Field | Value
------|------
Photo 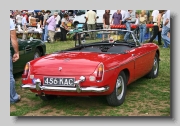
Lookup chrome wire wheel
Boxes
[106,71,127,106]
[34,52,40,59]
[146,53,159,78]
[153,56,158,75]
[34,49,41,59]
[116,76,124,100]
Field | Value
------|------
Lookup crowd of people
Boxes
[10,10,72,43]
[85,10,170,48]
[148,10,170,48]
[10,10,170,47]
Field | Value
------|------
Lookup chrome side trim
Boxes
[104,49,157,72]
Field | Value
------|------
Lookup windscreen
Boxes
[74,30,136,45]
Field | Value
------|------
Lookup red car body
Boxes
[21,29,160,106]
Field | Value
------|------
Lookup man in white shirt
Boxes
[121,10,126,23]
[85,10,97,39]
[161,10,170,48]
[134,12,139,38]
[152,10,159,23]
[16,11,23,26]
[22,16,27,40]
[148,10,162,45]
[123,10,133,41]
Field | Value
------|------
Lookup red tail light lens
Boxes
[22,63,30,79]
[96,63,104,82]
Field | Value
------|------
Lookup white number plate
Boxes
[43,77,75,87]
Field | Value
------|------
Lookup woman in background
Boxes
[139,10,147,43]
[60,14,70,41]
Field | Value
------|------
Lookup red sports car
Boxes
[21,29,160,106]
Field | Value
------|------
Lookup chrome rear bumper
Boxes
[21,84,109,93]
[21,76,109,93]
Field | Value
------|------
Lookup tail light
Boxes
[96,63,104,82]
[22,63,30,79]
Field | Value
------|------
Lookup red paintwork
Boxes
[111,24,154,29]
[22,43,159,96]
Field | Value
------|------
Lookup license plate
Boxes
[43,77,75,86]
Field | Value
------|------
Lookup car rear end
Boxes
[21,53,117,96]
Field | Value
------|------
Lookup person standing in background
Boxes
[148,10,162,45]
[40,10,45,41]
[22,15,27,40]
[42,10,51,42]
[10,18,21,104]
[85,10,97,39]
[46,12,58,43]
[139,10,147,43]
[55,14,61,28]
[28,13,34,24]
[111,10,122,25]
[102,10,110,40]
[16,11,23,26]
[60,13,70,41]
[123,10,133,41]
[134,12,140,38]
[161,10,170,48]
[35,11,44,27]
[59,10,66,21]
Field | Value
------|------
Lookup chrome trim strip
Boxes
[104,49,157,72]
[104,59,134,72]
[21,84,109,93]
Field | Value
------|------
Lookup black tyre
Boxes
[34,48,41,59]
[146,53,159,78]
[39,94,57,101]
[106,71,127,106]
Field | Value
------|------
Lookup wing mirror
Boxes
[96,16,99,19]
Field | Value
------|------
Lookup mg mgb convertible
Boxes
[21,29,160,106]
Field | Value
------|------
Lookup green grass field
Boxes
[10,40,170,116]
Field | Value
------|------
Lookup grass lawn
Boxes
[10,40,170,116]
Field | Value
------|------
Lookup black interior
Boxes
[106,46,131,53]
[63,30,137,54]
[67,44,133,54]
[80,47,102,52]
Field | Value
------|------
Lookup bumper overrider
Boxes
[21,76,109,93]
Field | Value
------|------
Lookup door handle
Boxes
[25,45,32,52]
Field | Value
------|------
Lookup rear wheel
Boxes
[39,94,57,101]
[106,71,127,106]
[146,53,159,78]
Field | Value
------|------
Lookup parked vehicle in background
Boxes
[11,38,46,74]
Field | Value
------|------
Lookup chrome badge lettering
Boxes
[59,67,62,71]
